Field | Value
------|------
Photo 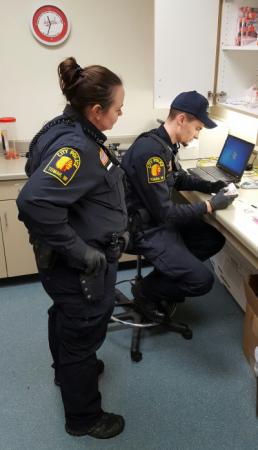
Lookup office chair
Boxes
[109,255,193,362]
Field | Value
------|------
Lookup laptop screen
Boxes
[217,135,254,177]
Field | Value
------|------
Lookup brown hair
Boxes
[168,108,197,122]
[58,57,122,113]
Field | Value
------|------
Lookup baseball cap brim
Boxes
[199,114,217,129]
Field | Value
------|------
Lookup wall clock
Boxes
[31,4,71,46]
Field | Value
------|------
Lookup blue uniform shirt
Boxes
[17,105,127,266]
[121,125,211,226]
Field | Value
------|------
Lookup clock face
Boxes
[31,4,71,46]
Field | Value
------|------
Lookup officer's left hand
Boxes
[208,180,228,194]
[83,244,107,276]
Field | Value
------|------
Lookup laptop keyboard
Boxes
[188,167,213,181]
[188,167,235,182]
[205,167,235,181]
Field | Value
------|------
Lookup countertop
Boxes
[0,157,27,181]
[180,159,258,265]
[0,141,133,181]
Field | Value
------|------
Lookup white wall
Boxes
[0,0,166,140]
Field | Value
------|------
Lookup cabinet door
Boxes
[154,0,220,107]
[0,200,37,277]
[0,217,7,278]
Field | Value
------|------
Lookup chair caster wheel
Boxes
[131,351,142,362]
[183,329,193,340]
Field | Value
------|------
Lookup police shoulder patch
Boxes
[146,156,165,183]
[43,147,81,186]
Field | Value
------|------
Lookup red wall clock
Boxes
[31,4,71,46]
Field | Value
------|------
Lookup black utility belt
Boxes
[128,210,155,233]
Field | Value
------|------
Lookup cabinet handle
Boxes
[4,212,8,230]
[215,91,227,99]
[207,90,214,99]
[207,91,227,101]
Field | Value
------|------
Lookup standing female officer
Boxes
[17,57,127,439]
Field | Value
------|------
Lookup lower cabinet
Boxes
[0,181,37,278]
[0,217,7,277]
[0,179,136,278]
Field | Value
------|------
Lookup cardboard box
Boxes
[243,275,258,369]
[210,241,255,311]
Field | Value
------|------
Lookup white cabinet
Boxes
[155,0,258,120]
[154,0,220,107]
[217,0,258,116]
[0,180,37,278]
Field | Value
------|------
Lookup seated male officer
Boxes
[121,91,236,322]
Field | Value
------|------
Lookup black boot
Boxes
[159,300,177,322]
[54,359,105,387]
[131,281,165,323]
[65,412,125,439]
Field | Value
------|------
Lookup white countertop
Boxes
[0,157,27,180]
[180,160,258,263]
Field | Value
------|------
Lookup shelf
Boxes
[222,45,258,51]
[217,102,258,118]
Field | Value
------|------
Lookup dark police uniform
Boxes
[17,105,127,431]
[121,124,225,303]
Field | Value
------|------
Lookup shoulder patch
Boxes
[146,156,165,183]
[43,147,80,186]
[99,147,113,171]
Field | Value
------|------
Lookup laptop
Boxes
[188,134,254,183]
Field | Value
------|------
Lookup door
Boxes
[0,216,7,278]
[0,200,37,277]
[154,0,220,108]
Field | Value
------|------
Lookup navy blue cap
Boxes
[170,91,217,129]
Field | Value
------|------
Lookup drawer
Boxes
[0,180,26,200]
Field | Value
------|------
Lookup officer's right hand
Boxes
[208,189,237,212]
[83,244,107,276]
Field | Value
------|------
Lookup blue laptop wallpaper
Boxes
[218,135,254,176]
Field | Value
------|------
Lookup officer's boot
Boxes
[132,280,165,323]
[159,300,177,322]
[65,412,125,438]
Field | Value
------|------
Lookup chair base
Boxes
[109,288,193,362]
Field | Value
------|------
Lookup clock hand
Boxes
[47,15,52,35]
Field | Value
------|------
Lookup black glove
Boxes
[207,180,228,194]
[209,190,237,211]
[83,244,106,275]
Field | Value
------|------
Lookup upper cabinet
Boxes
[155,0,258,119]
[154,0,220,108]
[217,0,258,117]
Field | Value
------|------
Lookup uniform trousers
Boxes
[39,260,117,430]
[133,219,225,303]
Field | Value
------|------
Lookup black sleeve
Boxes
[133,151,208,225]
[173,170,214,193]
[17,144,97,265]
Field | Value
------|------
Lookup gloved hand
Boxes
[209,189,237,211]
[209,180,228,193]
[83,244,106,275]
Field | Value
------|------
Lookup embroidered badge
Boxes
[146,156,165,183]
[43,147,80,186]
[99,148,113,171]
[99,148,109,166]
